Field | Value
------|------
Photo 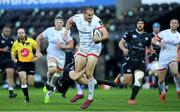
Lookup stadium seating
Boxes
[0,3,179,38]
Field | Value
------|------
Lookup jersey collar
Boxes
[18,37,27,43]
[135,28,144,34]
[1,33,8,40]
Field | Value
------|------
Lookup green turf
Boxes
[0,85,180,111]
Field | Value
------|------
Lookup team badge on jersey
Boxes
[21,48,29,57]
[145,37,149,40]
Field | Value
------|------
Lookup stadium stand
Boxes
[0,3,179,38]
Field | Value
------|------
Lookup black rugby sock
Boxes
[9,90,13,95]
[22,87,29,99]
[130,86,140,100]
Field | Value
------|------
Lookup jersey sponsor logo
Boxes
[1,40,5,44]
[21,48,29,57]
[145,37,148,40]
[79,30,91,34]
[123,35,127,38]
[132,35,137,38]
[29,70,35,74]
[165,40,178,46]
[127,69,131,73]
[138,42,143,46]
[78,21,82,25]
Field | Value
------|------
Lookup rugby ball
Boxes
[93,29,102,38]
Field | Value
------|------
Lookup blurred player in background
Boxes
[64,6,109,109]
[11,28,37,103]
[152,18,180,102]
[36,16,74,103]
[143,22,161,89]
[114,18,151,105]
[0,25,17,98]
[178,45,180,98]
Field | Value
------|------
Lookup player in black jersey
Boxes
[114,18,151,105]
[45,60,116,98]
[0,25,17,98]
[144,22,161,89]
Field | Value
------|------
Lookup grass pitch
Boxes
[0,85,180,111]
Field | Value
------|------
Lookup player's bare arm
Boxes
[152,35,165,48]
[69,68,86,81]
[56,40,74,50]
[64,17,73,37]
[11,52,17,63]
[99,27,109,41]
[0,47,9,52]
[35,34,44,59]
[119,38,129,55]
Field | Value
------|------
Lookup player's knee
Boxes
[157,75,165,83]
[170,69,178,77]
[48,67,57,75]
[28,81,34,86]
[134,71,144,87]
[28,78,34,86]
[123,75,132,85]
[172,72,179,78]
[85,69,93,79]
[169,61,177,67]
[77,78,88,85]
[48,62,57,74]
[20,78,27,85]
[6,73,13,79]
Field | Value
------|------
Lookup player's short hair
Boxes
[3,24,11,29]
[170,17,179,23]
[83,6,94,13]
[17,27,26,33]
[54,16,63,21]
[17,27,25,31]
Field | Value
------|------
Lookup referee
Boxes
[11,28,37,103]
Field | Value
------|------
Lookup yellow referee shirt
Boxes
[11,37,36,62]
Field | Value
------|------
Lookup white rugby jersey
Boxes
[158,29,180,61]
[42,27,72,58]
[71,14,104,52]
